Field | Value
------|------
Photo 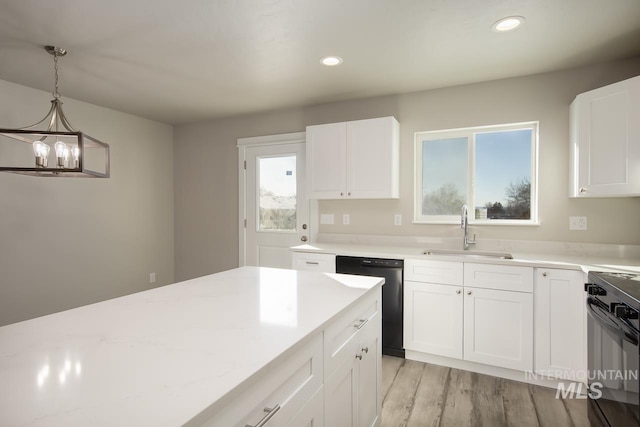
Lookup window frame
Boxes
[413,121,539,225]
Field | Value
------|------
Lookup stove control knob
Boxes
[613,303,639,320]
[586,285,607,296]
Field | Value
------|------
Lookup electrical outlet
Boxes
[394,214,402,226]
[149,272,156,283]
[320,214,335,225]
[343,214,350,225]
[569,216,587,231]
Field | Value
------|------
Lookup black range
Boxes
[586,271,640,427]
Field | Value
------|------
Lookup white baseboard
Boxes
[405,350,587,390]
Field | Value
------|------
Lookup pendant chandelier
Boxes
[0,46,110,178]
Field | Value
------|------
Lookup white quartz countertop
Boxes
[291,243,640,274]
[0,267,383,427]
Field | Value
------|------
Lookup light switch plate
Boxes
[149,272,156,283]
[320,214,335,225]
[394,214,402,226]
[569,216,587,230]
[343,214,350,225]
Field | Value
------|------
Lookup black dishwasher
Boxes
[336,256,404,358]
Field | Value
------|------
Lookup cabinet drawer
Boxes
[404,259,463,285]
[291,252,336,273]
[324,291,379,376]
[285,385,324,427]
[201,333,323,427]
[464,263,533,292]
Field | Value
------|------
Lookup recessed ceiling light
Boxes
[492,16,525,32]
[321,56,343,66]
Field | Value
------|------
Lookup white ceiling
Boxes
[0,0,639,125]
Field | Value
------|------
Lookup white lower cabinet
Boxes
[356,322,381,427]
[325,296,381,427]
[404,281,463,359]
[205,287,381,427]
[534,268,587,380]
[285,386,324,427]
[463,286,533,371]
[404,259,534,372]
[291,251,336,273]
[203,333,323,427]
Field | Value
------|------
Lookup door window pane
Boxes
[258,156,296,231]
[474,129,532,220]
[421,137,468,215]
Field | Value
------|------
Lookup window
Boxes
[258,155,297,231]
[414,122,538,224]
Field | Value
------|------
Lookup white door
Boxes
[244,142,308,268]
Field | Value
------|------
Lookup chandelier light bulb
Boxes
[33,141,50,168]
[55,141,69,168]
[71,146,80,168]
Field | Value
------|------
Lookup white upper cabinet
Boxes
[306,121,348,199]
[306,116,400,199]
[570,75,640,197]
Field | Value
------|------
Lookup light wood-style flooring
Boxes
[381,356,601,427]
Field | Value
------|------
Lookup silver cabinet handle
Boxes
[456,289,461,294]
[467,290,472,295]
[355,353,363,360]
[245,405,281,427]
[305,261,319,265]
[362,346,369,354]
[348,192,351,196]
[542,272,548,277]
[300,236,308,242]
[340,192,344,196]
[354,318,369,330]
[579,188,586,194]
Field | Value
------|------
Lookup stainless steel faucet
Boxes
[461,205,476,250]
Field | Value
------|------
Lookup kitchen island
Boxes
[0,266,383,427]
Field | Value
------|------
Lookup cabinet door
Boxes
[325,353,357,427]
[463,287,533,371]
[570,75,640,197]
[534,269,587,380]
[346,117,399,199]
[404,280,463,359]
[357,318,381,427]
[306,122,347,199]
[325,310,381,427]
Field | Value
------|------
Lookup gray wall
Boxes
[174,57,640,282]
[0,80,174,326]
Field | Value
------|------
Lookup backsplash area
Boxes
[316,233,640,260]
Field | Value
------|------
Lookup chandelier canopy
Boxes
[0,45,110,178]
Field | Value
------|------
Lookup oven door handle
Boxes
[587,297,639,346]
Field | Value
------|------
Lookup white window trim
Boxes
[413,122,539,225]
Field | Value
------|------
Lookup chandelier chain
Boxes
[53,52,60,99]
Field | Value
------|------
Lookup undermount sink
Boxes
[421,249,514,260]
